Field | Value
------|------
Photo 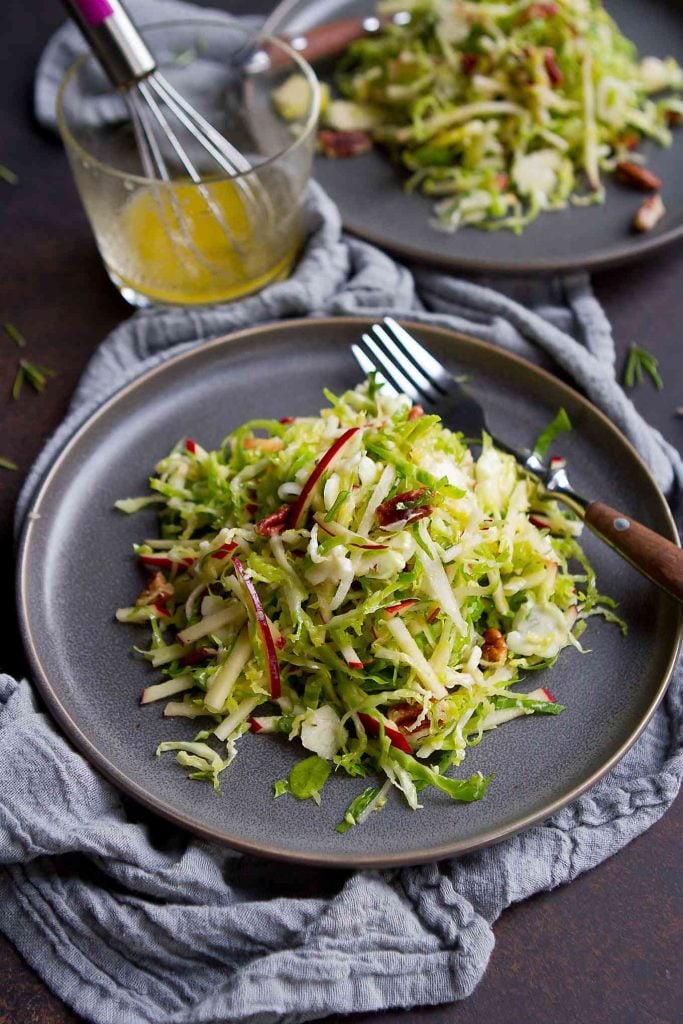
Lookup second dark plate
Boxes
[265,0,683,274]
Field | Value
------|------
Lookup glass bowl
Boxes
[57,19,320,307]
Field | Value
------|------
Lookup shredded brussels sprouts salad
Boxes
[323,0,683,232]
[116,378,622,832]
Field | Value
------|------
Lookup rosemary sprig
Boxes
[0,456,18,471]
[623,344,663,391]
[3,322,26,348]
[0,164,18,185]
[12,359,56,400]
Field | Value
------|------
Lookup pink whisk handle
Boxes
[69,0,114,27]
[61,0,156,88]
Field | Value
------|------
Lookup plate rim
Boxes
[17,316,682,868]
[263,0,683,275]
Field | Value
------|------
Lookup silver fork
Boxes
[353,317,683,604]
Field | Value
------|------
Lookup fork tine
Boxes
[351,344,399,397]
[383,317,452,392]
[360,333,423,403]
[370,324,441,401]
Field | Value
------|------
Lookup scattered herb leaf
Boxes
[0,456,18,471]
[623,344,663,391]
[0,164,18,185]
[11,366,23,400]
[3,322,26,348]
[11,359,56,400]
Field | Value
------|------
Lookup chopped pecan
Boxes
[618,130,641,151]
[376,487,433,528]
[666,109,683,127]
[615,161,662,192]
[481,627,507,664]
[317,129,373,159]
[135,571,174,608]
[255,504,291,536]
[180,647,218,667]
[243,436,284,452]
[633,194,666,233]
[461,52,479,75]
[388,702,422,731]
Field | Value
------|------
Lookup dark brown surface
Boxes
[0,1,681,1023]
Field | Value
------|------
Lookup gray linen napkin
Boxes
[1,4,681,1024]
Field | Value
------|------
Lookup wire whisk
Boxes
[63,0,271,261]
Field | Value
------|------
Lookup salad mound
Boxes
[116,379,618,831]
[325,0,683,232]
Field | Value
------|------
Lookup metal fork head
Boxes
[352,317,488,440]
[352,319,588,512]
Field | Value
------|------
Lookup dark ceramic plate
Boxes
[18,319,680,867]
[265,0,683,274]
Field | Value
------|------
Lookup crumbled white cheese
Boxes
[300,705,347,760]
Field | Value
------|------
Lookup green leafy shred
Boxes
[0,456,18,471]
[115,495,166,514]
[533,408,572,460]
[492,695,565,715]
[287,756,332,805]
[337,786,382,833]
[155,740,227,791]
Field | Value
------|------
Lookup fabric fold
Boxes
[2,2,680,1022]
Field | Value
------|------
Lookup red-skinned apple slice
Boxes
[383,599,419,618]
[233,557,281,698]
[357,711,413,754]
[288,427,360,529]
[211,542,237,560]
[529,513,552,531]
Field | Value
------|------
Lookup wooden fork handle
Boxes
[278,16,389,65]
[585,501,683,603]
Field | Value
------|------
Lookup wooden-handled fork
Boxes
[353,318,683,604]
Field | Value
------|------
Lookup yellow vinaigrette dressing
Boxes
[110,179,299,305]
